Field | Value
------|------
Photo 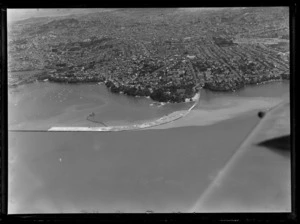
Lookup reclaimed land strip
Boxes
[48,92,200,132]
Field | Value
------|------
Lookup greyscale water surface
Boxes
[8,82,194,130]
[8,81,290,213]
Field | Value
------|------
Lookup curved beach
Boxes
[48,92,201,132]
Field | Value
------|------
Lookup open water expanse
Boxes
[8,80,290,213]
[8,82,195,130]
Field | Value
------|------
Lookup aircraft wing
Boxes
[191,98,291,212]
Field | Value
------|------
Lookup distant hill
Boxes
[7,8,117,23]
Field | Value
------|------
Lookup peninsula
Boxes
[8,8,289,103]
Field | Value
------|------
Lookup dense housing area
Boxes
[8,7,290,102]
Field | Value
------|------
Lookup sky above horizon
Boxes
[6,7,240,23]
[7,8,116,23]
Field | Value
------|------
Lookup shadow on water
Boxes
[257,135,290,158]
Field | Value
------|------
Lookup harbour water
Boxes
[8,80,290,213]
[8,82,194,130]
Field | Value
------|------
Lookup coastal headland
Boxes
[8,8,289,103]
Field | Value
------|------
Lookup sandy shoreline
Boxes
[48,92,201,132]
[12,90,282,132]
[48,92,285,132]
[9,93,285,133]
[147,96,285,130]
